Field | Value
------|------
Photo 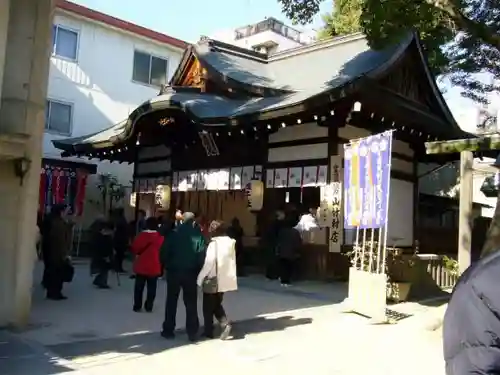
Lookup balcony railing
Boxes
[234,18,304,44]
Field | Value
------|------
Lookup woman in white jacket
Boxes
[197,220,238,340]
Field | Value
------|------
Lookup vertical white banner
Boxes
[229,167,243,190]
[329,155,343,253]
[266,169,275,188]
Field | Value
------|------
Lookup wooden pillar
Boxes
[132,147,140,233]
[458,151,473,274]
[412,152,419,250]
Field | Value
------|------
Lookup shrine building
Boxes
[53,32,469,279]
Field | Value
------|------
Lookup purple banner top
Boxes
[343,131,393,229]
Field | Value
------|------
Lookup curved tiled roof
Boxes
[53,32,467,155]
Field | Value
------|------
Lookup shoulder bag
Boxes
[62,258,75,283]
[202,241,218,294]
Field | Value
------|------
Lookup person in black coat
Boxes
[262,210,285,280]
[443,250,500,374]
[111,208,129,273]
[227,217,245,276]
[275,217,302,286]
[90,220,114,289]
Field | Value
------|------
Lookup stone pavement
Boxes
[0,330,72,375]
[3,260,446,375]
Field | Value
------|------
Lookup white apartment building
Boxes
[210,17,315,54]
[43,1,186,220]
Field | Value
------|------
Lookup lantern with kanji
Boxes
[245,180,264,211]
[155,185,171,210]
[129,192,137,207]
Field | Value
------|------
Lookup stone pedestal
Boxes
[342,267,387,323]
[0,0,54,327]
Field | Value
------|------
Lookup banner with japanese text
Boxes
[329,155,343,253]
[343,131,392,229]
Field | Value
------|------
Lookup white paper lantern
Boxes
[129,192,137,208]
[245,180,264,211]
[155,185,171,210]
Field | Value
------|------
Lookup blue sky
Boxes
[73,0,330,43]
[73,0,478,128]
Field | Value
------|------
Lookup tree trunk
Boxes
[481,191,500,257]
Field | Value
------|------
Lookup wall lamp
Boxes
[13,156,32,186]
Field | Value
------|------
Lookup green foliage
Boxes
[95,173,126,214]
[277,0,500,103]
[442,256,459,276]
[317,0,362,40]
[278,0,323,25]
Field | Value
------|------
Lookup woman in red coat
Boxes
[130,217,164,312]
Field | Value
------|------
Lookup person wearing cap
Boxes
[160,211,206,342]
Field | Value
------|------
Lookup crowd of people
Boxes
[37,204,306,341]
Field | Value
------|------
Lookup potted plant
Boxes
[385,248,416,303]
[442,256,459,277]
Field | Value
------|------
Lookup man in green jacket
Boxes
[161,212,206,342]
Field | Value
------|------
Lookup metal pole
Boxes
[381,131,394,275]
[458,151,473,274]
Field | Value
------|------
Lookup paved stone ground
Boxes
[3,260,446,375]
[0,331,72,375]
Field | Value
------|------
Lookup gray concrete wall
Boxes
[0,0,55,327]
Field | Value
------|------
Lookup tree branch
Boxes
[427,0,500,50]
[425,136,500,154]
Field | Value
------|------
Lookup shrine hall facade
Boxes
[53,32,469,279]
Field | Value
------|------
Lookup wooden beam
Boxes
[425,135,500,154]
[458,151,473,274]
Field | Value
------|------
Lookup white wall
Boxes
[211,29,304,53]
[43,11,183,222]
[266,123,415,247]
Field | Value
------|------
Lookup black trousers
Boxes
[134,275,158,311]
[279,258,294,284]
[162,271,199,336]
[42,266,49,288]
[45,264,64,297]
[202,292,228,336]
[114,246,127,271]
[266,256,279,280]
[236,251,246,276]
[93,269,109,287]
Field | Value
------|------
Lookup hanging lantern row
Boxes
[176,100,441,143]
[86,145,130,160]
[85,100,441,160]
[346,101,441,143]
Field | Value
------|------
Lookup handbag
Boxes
[62,259,75,283]
[202,241,218,294]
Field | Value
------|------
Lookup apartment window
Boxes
[45,100,73,136]
[52,25,79,61]
[132,51,168,86]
